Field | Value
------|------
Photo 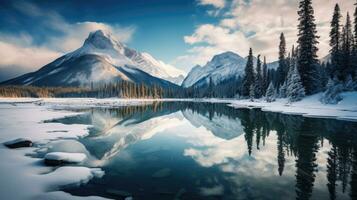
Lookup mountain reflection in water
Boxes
[48,102,357,200]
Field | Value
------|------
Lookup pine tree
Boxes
[297,0,321,95]
[208,77,214,98]
[279,81,287,98]
[287,65,305,102]
[329,4,342,78]
[266,82,276,102]
[277,33,287,87]
[341,12,354,81]
[354,1,357,80]
[242,48,255,97]
[322,76,343,104]
[255,55,263,98]
[262,56,268,94]
[249,84,255,102]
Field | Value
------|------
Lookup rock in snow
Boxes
[44,152,87,166]
[4,138,33,149]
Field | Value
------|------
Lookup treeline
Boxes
[183,76,243,98]
[0,81,184,98]
[239,0,357,103]
[0,86,91,98]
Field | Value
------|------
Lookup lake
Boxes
[46,102,357,200]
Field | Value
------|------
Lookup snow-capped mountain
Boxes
[320,54,331,64]
[182,109,244,140]
[1,30,185,87]
[182,51,278,88]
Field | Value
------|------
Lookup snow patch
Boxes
[45,152,87,163]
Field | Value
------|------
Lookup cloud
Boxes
[0,40,61,69]
[0,2,136,81]
[173,24,249,68]
[47,22,136,53]
[176,0,355,69]
[198,0,226,9]
[198,0,226,16]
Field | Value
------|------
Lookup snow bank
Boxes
[46,140,89,154]
[45,152,87,164]
[0,103,110,200]
[44,167,104,187]
[36,191,109,200]
[229,92,357,121]
[0,97,155,108]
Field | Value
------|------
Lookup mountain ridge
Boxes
[182,51,278,88]
[1,30,184,87]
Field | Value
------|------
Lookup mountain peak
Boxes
[211,51,243,63]
[84,29,123,50]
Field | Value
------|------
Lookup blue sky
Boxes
[0,0,354,81]
[0,0,217,62]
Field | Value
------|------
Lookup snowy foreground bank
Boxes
[0,102,126,200]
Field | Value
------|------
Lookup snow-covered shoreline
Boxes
[1,92,356,121]
[0,103,110,200]
[227,92,357,121]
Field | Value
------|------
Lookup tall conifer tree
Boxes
[329,4,342,78]
[242,48,255,97]
[296,0,320,94]
[262,56,268,94]
[277,33,287,87]
[255,55,263,98]
[341,12,354,80]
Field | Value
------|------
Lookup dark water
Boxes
[48,102,357,200]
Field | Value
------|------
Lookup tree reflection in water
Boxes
[50,102,357,200]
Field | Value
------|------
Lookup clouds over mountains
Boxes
[174,0,354,69]
[0,1,135,81]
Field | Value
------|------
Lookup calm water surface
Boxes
[47,102,357,200]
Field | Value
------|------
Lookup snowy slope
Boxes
[1,54,178,88]
[182,51,278,88]
[69,30,186,82]
[1,30,185,86]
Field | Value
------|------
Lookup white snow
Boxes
[43,166,104,187]
[46,140,90,155]
[1,93,356,121]
[47,67,63,75]
[36,191,109,200]
[45,152,87,163]
[228,92,357,121]
[182,52,246,88]
[6,97,155,108]
[0,102,111,200]
[68,30,185,83]
[182,51,279,88]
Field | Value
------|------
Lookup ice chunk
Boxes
[47,140,89,154]
[44,152,87,166]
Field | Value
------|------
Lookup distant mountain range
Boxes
[1,29,284,90]
[1,30,185,88]
[182,51,278,88]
